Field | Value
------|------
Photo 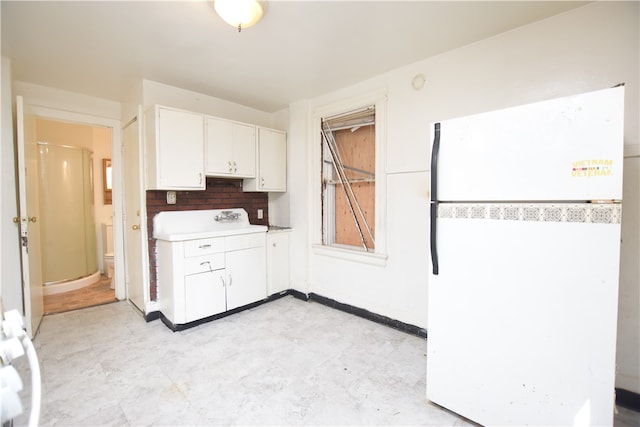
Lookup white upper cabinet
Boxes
[243,127,287,192]
[145,105,205,190]
[205,116,256,178]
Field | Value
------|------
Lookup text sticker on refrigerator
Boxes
[571,159,613,178]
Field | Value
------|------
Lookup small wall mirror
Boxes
[103,158,112,204]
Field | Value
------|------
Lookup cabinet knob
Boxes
[132,224,140,230]
[29,216,37,223]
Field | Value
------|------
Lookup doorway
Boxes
[16,99,125,337]
[32,118,116,314]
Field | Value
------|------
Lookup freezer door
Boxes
[426,210,621,426]
[432,86,624,202]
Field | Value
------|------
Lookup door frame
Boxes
[122,109,151,312]
[27,105,125,300]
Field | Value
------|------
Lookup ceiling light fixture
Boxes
[214,0,266,32]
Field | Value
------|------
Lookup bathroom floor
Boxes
[43,274,116,315]
[12,296,640,426]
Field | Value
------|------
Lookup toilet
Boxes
[102,223,115,289]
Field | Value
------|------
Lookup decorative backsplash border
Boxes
[437,203,621,224]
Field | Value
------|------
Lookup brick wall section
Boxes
[146,177,269,301]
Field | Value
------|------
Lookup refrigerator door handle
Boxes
[430,122,441,275]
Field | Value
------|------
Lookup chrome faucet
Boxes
[214,210,240,222]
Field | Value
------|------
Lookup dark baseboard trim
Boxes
[307,292,427,339]
[154,290,425,337]
[287,289,309,301]
[616,388,640,412]
[144,311,160,322]
[159,298,271,332]
[148,291,298,331]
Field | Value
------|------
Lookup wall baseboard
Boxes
[148,289,426,338]
[616,388,640,412]
[287,289,309,301]
[307,292,427,339]
[144,311,160,322]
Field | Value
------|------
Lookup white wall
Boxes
[14,82,121,121]
[288,1,639,392]
[90,126,113,273]
[619,154,640,393]
[92,126,113,229]
[0,56,23,314]
[141,80,276,128]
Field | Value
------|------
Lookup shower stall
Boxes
[38,143,99,295]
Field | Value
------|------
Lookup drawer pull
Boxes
[199,244,212,249]
[200,261,213,272]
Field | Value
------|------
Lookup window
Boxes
[321,106,376,251]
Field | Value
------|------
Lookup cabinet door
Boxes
[205,117,256,177]
[184,270,227,323]
[232,123,256,177]
[242,127,287,192]
[205,116,234,176]
[267,232,290,295]
[156,107,204,189]
[259,128,286,191]
[225,247,266,311]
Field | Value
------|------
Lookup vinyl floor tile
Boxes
[10,296,640,426]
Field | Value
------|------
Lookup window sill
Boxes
[312,244,388,267]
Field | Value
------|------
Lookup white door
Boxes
[16,96,44,338]
[123,114,145,311]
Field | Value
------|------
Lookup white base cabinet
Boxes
[157,232,267,328]
[267,230,291,295]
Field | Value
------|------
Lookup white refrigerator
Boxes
[426,86,625,426]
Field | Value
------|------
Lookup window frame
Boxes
[311,90,388,266]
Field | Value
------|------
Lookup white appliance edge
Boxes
[426,86,625,426]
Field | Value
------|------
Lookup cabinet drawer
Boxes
[184,238,224,257]
[225,233,265,251]
[184,253,225,275]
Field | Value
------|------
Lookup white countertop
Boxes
[153,208,268,242]
[155,225,268,242]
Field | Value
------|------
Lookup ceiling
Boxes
[2,1,588,113]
